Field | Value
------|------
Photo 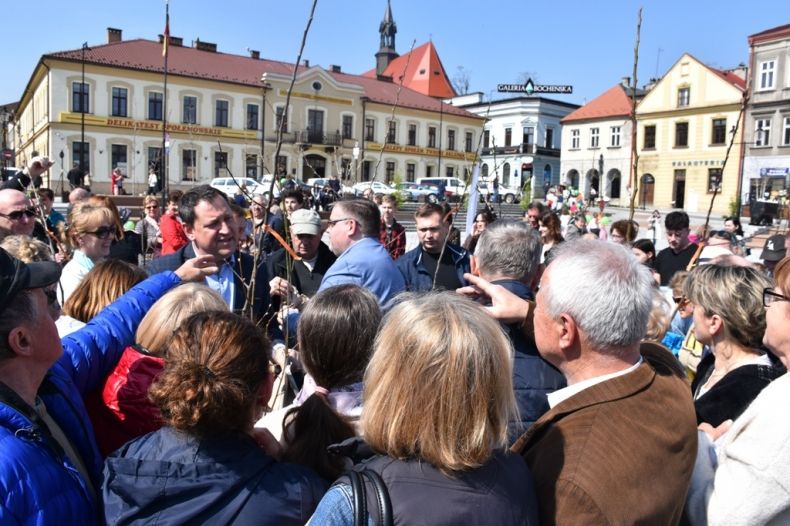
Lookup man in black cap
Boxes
[762,234,788,276]
[0,248,216,524]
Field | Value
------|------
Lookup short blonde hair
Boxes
[63,202,115,250]
[143,195,160,209]
[0,235,53,262]
[136,283,227,356]
[685,264,771,349]
[362,292,516,473]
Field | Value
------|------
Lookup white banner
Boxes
[465,162,481,238]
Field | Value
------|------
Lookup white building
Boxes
[560,78,644,206]
[451,93,578,197]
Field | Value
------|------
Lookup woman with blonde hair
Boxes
[309,293,538,525]
[684,257,790,524]
[102,311,326,524]
[59,202,116,303]
[685,264,785,426]
[86,283,227,455]
[88,194,142,264]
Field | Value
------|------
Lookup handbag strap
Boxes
[362,469,393,526]
[347,467,394,526]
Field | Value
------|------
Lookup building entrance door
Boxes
[641,173,655,208]
[673,169,686,208]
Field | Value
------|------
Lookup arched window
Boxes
[503,163,511,186]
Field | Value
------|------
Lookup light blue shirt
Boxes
[319,237,405,305]
[204,255,235,310]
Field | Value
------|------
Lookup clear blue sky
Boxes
[2,0,786,106]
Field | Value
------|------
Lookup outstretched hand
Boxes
[174,255,220,282]
[699,420,733,442]
[457,273,531,324]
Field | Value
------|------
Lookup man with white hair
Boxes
[465,241,697,524]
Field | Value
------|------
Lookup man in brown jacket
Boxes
[463,240,697,525]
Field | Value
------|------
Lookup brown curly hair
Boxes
[149,311,271,437]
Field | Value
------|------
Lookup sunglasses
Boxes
[673,296,688,305]
[0,207,37,221]
[86,226,116,239]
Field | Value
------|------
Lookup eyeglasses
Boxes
[0,207,37,221]
[144,206,158,210]
[763,288,789,307]
[86,226,116,239]
[327,217,355,228]
[673,296,688,305]
[44,288,59,306]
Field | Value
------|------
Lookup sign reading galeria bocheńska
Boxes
[497,78,573,95]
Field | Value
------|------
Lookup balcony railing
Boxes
[294,130,343,146]
[480,143,560,157]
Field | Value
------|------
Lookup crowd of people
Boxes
[1,157,790,525]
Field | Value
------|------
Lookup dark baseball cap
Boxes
[0,248,61,314]
[762,235,788,262]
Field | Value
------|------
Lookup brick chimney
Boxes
[250,50,260,59]
[107,27,122,43]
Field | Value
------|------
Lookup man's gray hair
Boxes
[543,240,653,350]
[475,220,542,282]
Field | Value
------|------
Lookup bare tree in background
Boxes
[452,66,471,95]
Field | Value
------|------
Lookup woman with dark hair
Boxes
[462,209,495,254]
[259,284,382,482]
[102,311,326,525]
[632,238,660,284]
[538,211,563,264]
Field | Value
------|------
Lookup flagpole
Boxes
[161,0,170,205]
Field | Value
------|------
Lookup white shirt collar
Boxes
[547,356,643,409]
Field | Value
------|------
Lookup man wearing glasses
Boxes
[319,198,404,304]
[0,189,39,240]
[655,211,698,286]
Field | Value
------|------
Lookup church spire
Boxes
[376,0,399,75]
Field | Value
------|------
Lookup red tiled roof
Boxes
[561,84,635,123]
[46,39,477,119]
[711,68,747,90]
[362,41,456,99]
[749,24,790,45]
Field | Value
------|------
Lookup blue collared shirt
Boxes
[204,254,235,310]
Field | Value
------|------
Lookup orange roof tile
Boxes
[561,84,635,123]
[43,39,477,119]
[362,41,456,99]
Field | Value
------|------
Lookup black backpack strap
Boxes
[361,468,393,526]
[347,470,367,526]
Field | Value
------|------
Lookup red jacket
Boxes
[379,219,406,260]
[159,213,188,255]
[85,345,164,456]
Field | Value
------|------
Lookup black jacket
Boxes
[266,241,336,298]
[492,279,566,441]
[692,351,786,426]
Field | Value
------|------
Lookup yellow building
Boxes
[13,28,482,195]
[636,53,746,215]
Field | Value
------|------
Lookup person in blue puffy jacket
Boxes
[0,247,217,525]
